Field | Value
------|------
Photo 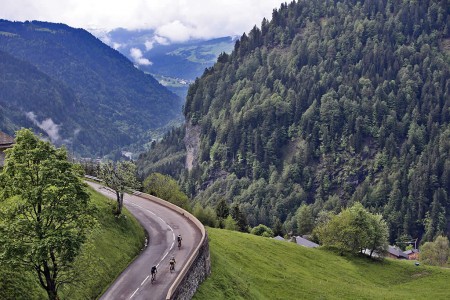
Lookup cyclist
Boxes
[151,265,157,282]
[169,256,176,272]
[177,234,182,249]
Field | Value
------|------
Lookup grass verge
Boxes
[193,228,450,300]
[0,185,146,300]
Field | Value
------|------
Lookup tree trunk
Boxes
[46,289,60,300]
[43,263,59,300]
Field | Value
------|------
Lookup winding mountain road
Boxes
[86,181,202,300]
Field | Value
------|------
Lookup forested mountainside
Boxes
[138,0,450,244]
[0,20,182,156]
[0,50,82,139]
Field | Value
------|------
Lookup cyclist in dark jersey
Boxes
[177,234,182,249]
[151,265,157,282]
[169,257,176,272]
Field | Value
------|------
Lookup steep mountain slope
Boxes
[0,20,182,156]
[0,49,92,148]
[138,0,449,244]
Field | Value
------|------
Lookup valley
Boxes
[0,0,449,299]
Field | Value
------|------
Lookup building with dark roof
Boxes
[295,236,319,248]
[387,245,409,259]
[0,131,14,167]
[404,249,420,260]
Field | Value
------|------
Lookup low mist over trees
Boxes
[0,20,182,156]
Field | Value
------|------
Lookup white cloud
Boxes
[143,35,171,51]
[144,40,154,51]
[130,47,152,65]
[112,42,122,50]
[156,20,193,43]
[26,112,61,143]
[1,0,286,41]
[154,35,170,45]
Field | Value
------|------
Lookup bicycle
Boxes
[151,273,156,284]
[169,257,176,273]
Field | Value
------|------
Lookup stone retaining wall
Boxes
[168,232,211,300]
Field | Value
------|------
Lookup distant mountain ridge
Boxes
[95,28,236,98]
[0,20,182,156]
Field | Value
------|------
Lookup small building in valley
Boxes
[404,249,420,260]
[0,131,14,167]
[295,236,319,248]
[387,245,409,259]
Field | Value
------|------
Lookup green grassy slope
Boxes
[0,186,146,300]
[194,228,450,300]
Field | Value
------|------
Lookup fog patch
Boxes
[112,42,122,50]
[26,112,62,144]
[130,47,152,66]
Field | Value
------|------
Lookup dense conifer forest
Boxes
[138,0,450,244]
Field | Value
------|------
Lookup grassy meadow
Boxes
[0,186,146,300]
[194,228,450,300]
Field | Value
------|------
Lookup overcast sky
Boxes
[1,0,286,42]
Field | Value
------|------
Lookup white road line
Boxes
[129,288,139,299]
[126,197,177,298]
[141,276,149,286]
[160,251,170,265]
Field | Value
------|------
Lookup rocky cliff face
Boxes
[184,122,201,171]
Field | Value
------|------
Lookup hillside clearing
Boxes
[194,228,450,300]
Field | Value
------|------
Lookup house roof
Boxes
[273,235,286,241]
[295,236,319,248]
[404,249,419,255]
[0,131,14,147]
[388,246,409,259]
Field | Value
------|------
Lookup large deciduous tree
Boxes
[315,203,388,257]
[99,160,139,215]
[0,129,94,300]
[420,236,450,266]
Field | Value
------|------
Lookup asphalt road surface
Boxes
[86,181,202,300]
